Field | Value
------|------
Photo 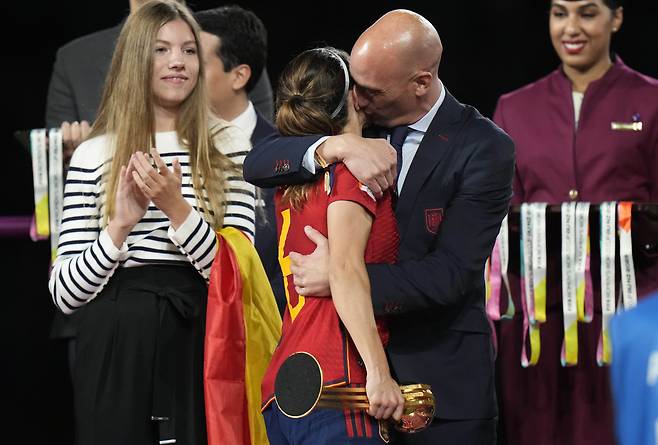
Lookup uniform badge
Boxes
[611,112,643,132]
[425,208,444,234]
[274,159,291,174]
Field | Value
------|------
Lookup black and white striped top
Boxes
[48,128,256,314]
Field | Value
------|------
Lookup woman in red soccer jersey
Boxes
[260,47,405,444]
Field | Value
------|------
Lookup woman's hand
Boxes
[365,370,405,421]
[132,148,192,229]
[108,156,149,247]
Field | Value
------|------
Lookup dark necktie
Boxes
[389,125,410,186]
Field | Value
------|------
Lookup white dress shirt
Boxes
[231,100,258,139]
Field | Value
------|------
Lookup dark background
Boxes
[2,0,657,443]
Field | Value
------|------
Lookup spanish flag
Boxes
[204,227,282,445]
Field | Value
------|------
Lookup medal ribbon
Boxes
[30,129,49,241]
[520,204,541,367]
[484,257,498,355]
[486,215,515,321]
[597,202,616,366]
[531,203,548,323]
[617,202,637,312]
[560,203,578,366]
[575,203,594,323]
[48,129,64,262]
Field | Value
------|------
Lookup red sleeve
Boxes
[328,163,377,216]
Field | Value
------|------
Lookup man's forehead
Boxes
[349,61,383,92]
[351,48,395,79]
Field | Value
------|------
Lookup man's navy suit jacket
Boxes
[251,111,286,316]
[244,91,515,420]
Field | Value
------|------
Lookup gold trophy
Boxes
[274,352,435,433]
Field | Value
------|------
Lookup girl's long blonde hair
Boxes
[91,0,236,229]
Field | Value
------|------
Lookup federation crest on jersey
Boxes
[425,208,444,234]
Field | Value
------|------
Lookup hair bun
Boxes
[289,93,305,105]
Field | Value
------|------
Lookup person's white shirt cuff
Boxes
[302,136,330,174]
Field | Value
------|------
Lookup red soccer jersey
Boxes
[261,164,399,409]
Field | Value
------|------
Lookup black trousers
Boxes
[73,265,207,445]
[398,417,497,445]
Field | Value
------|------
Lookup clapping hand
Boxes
[108,156,149,248]
[131,148,191,229]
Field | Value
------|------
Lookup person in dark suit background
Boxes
[244,9,515,444]
[195,5,285,316]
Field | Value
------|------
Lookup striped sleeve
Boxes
[167,209,217,281]
[213,122,256,241]
[48,142,127,314]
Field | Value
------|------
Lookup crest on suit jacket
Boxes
[425,208,444,234]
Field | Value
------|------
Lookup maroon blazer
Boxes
[492,58,658,445]
[495,57,658,206]
[495,56,658,298]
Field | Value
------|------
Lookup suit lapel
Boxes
[395,92,466,235]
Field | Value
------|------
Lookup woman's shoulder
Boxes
[69,134,112,169]
[617,61,658,92]
[328,163,378,210]
[331,163,370,193]
[497,70,557,106]
[332,162,353,179]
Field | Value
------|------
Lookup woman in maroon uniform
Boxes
[493,1,658,444]
[260,47,405,444]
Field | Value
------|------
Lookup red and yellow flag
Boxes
[204,227,282,445]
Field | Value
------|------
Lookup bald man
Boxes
[245,10,514,444]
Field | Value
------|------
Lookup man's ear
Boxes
[413,71,433,97]
[231,64,252,91]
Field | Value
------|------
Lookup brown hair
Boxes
[275,47,351,209]
[91,0,236,229]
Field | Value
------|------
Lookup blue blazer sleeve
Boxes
[367,131,515,315]
[243,133,324,188]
